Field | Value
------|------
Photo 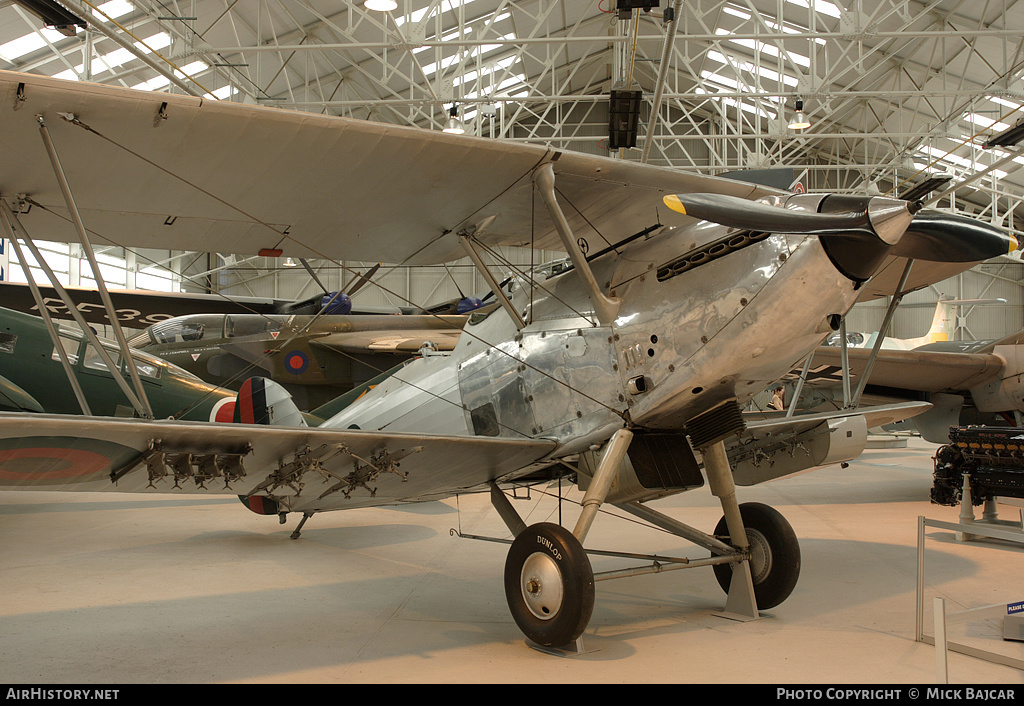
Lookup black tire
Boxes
[503,522,595,647]
[712,502,800,610]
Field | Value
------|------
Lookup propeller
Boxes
[663,192,1016,263]
[894,210,1017,262]
[662,193,917,239]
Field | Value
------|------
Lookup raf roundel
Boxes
[284,350,309,375]
[0,437,139,486]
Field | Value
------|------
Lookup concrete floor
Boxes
[0,436,1021,685]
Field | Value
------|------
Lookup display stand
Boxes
[916,516,1024,681]
[955,481,1024,543]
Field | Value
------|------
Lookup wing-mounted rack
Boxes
[244,442,423,502]
[110,439,253,490]
[317,445,421,500]
[247,443,348,497]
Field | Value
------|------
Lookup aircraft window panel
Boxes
[83,345,120,372]
[226,315,283,338]
[148,317,219,344]
[132,357,162,379]
[0,333,16,354]
[51,335,80,365]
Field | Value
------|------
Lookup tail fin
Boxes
[924,297,957,345]
[234,377,307,427]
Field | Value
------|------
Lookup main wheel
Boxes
[712,502,800,610]
[503,522,595,647]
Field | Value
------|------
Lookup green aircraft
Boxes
[0,305,241,422]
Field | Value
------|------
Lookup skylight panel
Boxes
[965,113,1010,133]
[721,5,826,45]
[419,32,516,78]
[695,84,778,120]
[715,29,810,68]
[706,51,799,87]
[210,86,237,100]
[989,96,1024,112]
[0,28,65,63]
[918,145,1007,179]
[785,0,842,18]
[175,60,209,78]
[50,33,173,81]
[95,0,134,19]
[395,0,483,27]
[132,75,170,91]
[454,56,519,88]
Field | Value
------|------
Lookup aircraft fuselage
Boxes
[324,221,861,462]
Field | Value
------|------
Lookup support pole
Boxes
[640,0,683,164]
[573,428,632,543]
[0,203,91,415]
[459,235,526,329]
[534,163,620,326]
[1,202,149,417]
[36,114,153,419]
[839,319,851,408]
[702,441,747,550]
[489,481,527,537]
[850,259,915,408]
[786,351,814,418]
[701,439,759,620]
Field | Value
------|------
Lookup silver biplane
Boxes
[0,70,1015,649]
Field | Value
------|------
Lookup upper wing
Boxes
[0,70,778,266]
[0,412,556,513]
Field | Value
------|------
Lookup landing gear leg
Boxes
[702,440,759,620]
[703,440,800,615]
[290,512,315,540]
[501,429,633,649]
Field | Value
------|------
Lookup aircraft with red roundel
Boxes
[0,69,1016,649]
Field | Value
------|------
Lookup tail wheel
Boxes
[503,522,595,647]
[712,502,800,610]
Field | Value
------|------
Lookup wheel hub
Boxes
[520,551,564,620]
[746,527,772,584]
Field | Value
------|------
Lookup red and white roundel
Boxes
[210,396,237,423]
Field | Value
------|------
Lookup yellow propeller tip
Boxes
[1009,233,1019,254]
[663,194,687,215]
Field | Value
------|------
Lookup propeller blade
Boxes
[896,210,1018,262]
[345,263,381,297]
[298,258,329,294]
[662,193,911,236]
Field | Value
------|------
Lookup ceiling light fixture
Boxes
[443,104,466,134]
[982,118,1024,149]
[363,0,398,11]
[788,99,810,130]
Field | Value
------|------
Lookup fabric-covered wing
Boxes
[808,347,1004,392]
[0,70,779,266]
[0,412,556,512]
